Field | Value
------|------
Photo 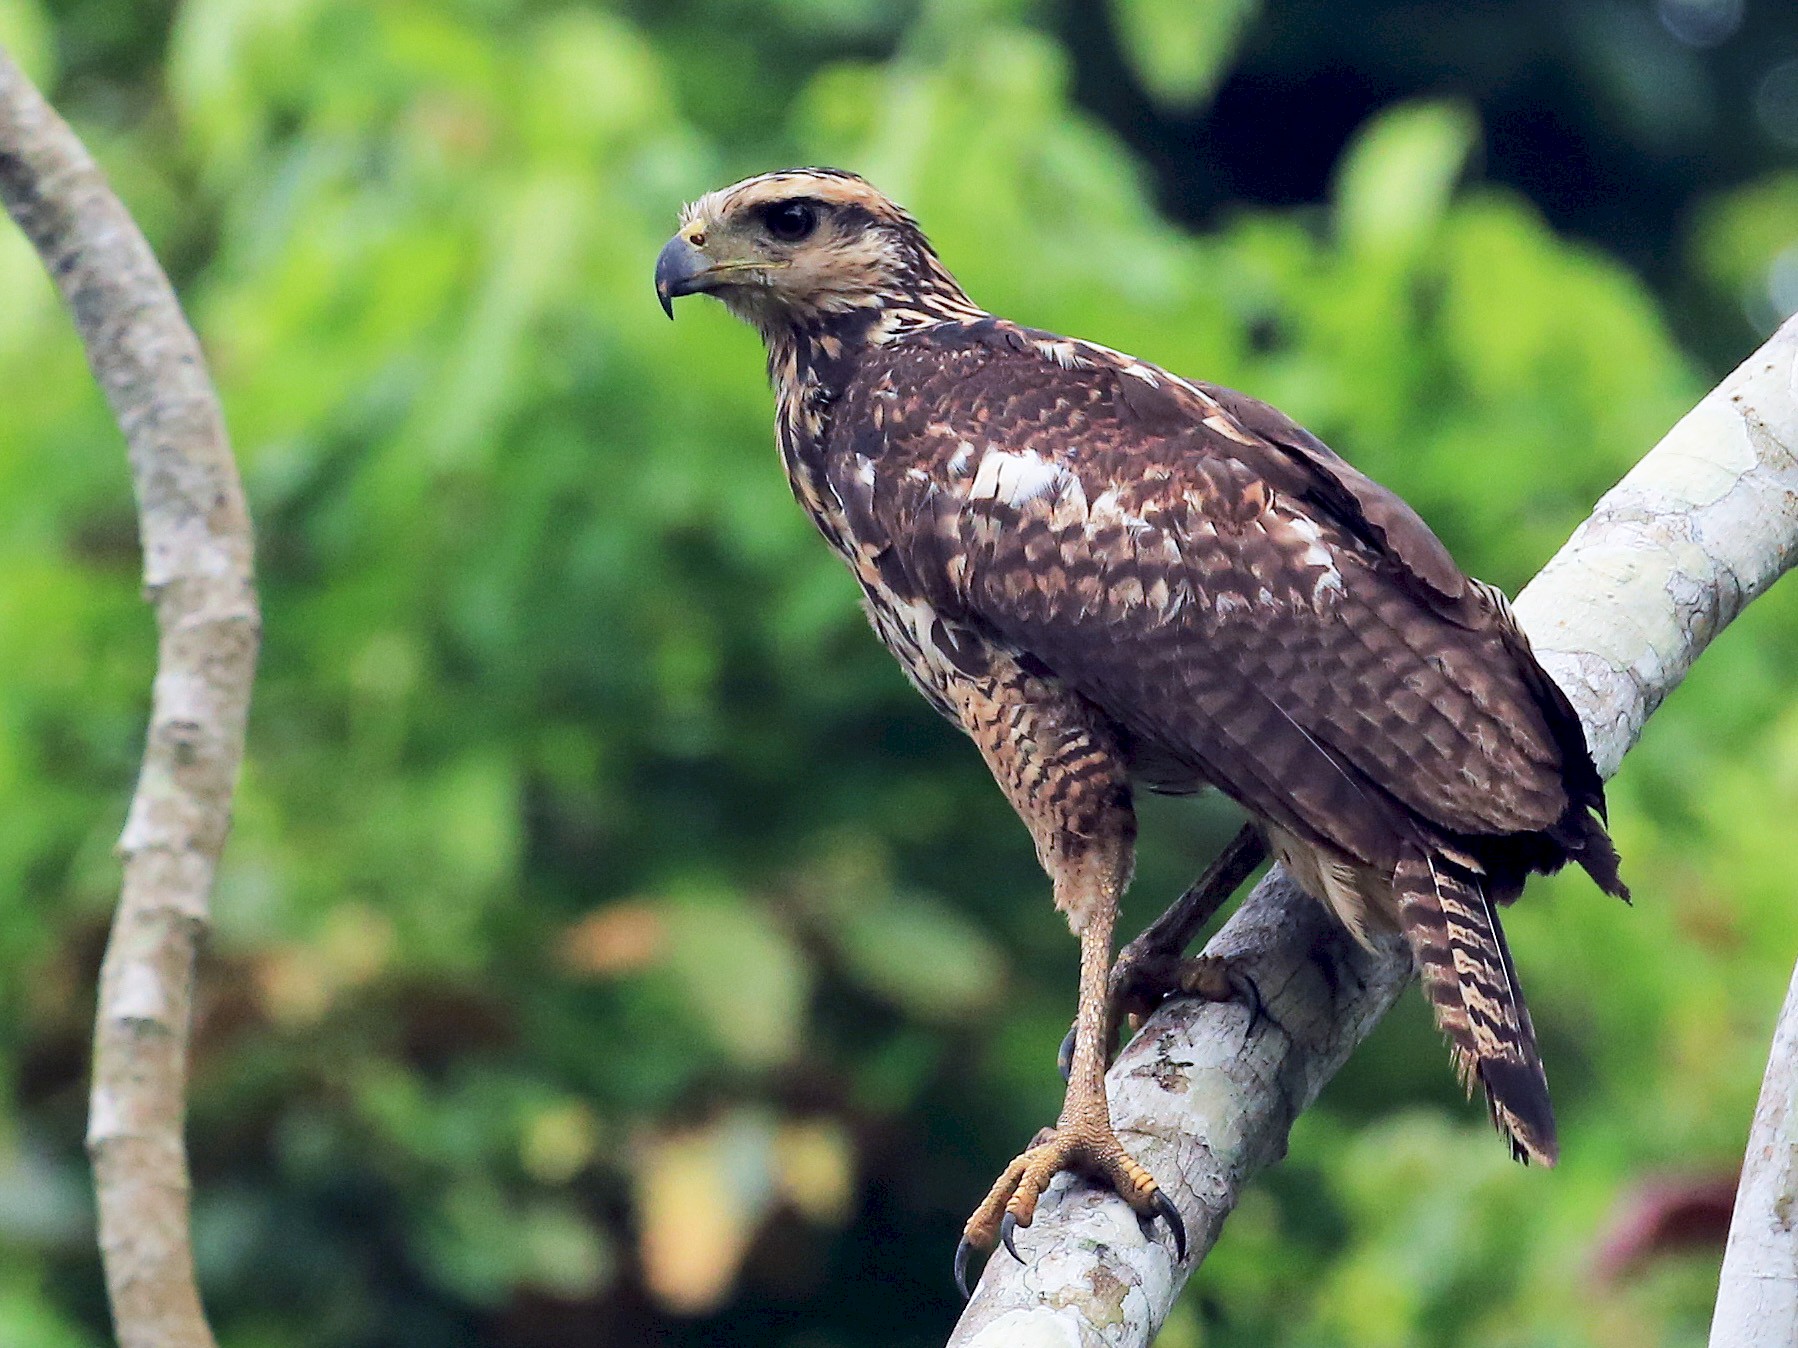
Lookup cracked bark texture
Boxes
[0,47,256,1348]
[949,317,1798,1347]
[1709,960,1798,1347]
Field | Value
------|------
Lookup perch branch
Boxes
[949,316,1798,1346]
[1709,960,1798,1346]
[0,47,257,1348]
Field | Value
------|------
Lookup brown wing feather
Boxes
[1194,381,1474,613]
[829,323,1607,879]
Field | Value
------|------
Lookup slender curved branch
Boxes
[0,46,257,1348]
[949,317,1798,1346]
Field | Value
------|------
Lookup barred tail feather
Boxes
[1393,844,1558,1166]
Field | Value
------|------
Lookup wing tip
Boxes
[1570,810,1631,904]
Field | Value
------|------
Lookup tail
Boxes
[1393,842,1557,1165]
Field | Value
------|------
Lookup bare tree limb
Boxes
[0,46,257,1348]
[949,317,1798,1347]
[1709,961,1798,1346]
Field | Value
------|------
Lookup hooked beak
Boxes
[655,235,712,319]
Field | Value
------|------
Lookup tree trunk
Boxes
[1710,962,1798,1347]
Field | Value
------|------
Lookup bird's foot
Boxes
[953,1111,1185,1298]
[1058,950,1265,1080]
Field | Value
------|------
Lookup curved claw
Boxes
[1056,1024,1077,1082]
[1149,1188,1188,1262]
[953,1238,976,1301]
[999,1212,1024,1264]
[1229,967,1268,1041]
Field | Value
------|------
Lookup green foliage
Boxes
[1110,0,1260,106]
[0,0,1793,1344]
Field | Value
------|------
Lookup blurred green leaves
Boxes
[1111,0,1261,106]
[0,0,50,87]
[831,893,1003,1023]
[1334,100,1476,260]
[659,894,809,1069]
[0,1,1792,1346]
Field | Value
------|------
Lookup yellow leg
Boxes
[955,881,1185,1297]
[1058,824,1270,1079]
[936,659,1184,1296]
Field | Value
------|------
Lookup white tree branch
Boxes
[0,46,257,1348]
[949,316,1798,1347]
[1709,960,1798,1347]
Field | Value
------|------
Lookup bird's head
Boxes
[654,168,978,339]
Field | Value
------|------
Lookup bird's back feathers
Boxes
[825,323,1609,866]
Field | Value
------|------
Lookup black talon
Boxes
[1230,968,1268,1041]
[999,1212,1024,1264]
[1226,965,1296,1044]
[1056,1024,1077,1082]
[1149,1189,1188,1262]
[954,1238,976,1300]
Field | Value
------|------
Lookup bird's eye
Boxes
[763,201,819,243]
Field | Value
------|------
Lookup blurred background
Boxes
[0,0,1795,1344]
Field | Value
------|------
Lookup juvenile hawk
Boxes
[655,169,1626,1289]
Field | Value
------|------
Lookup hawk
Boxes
[654,169,1626,1289]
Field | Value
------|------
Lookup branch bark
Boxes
[1710,961,1798,1346]
[0,47,257,1348]
[949,316,1798,1346]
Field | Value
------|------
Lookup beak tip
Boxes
[655,235,712,321]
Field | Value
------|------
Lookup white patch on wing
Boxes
[947,441,975,477]
[1281,512,1345,607]
[968,449,1073,508]
[1300,539,1335,569]
[1048,473,1089,529]
[1169,370,1213,401]
[1032,338,1093,370]
[1172,491,1219,539]
[1202,412,1256,445]
[1088,487,1153,536]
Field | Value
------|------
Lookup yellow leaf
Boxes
[635,1111,778,1314]
[774,1118,855,1226]
[561,901,667,976]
